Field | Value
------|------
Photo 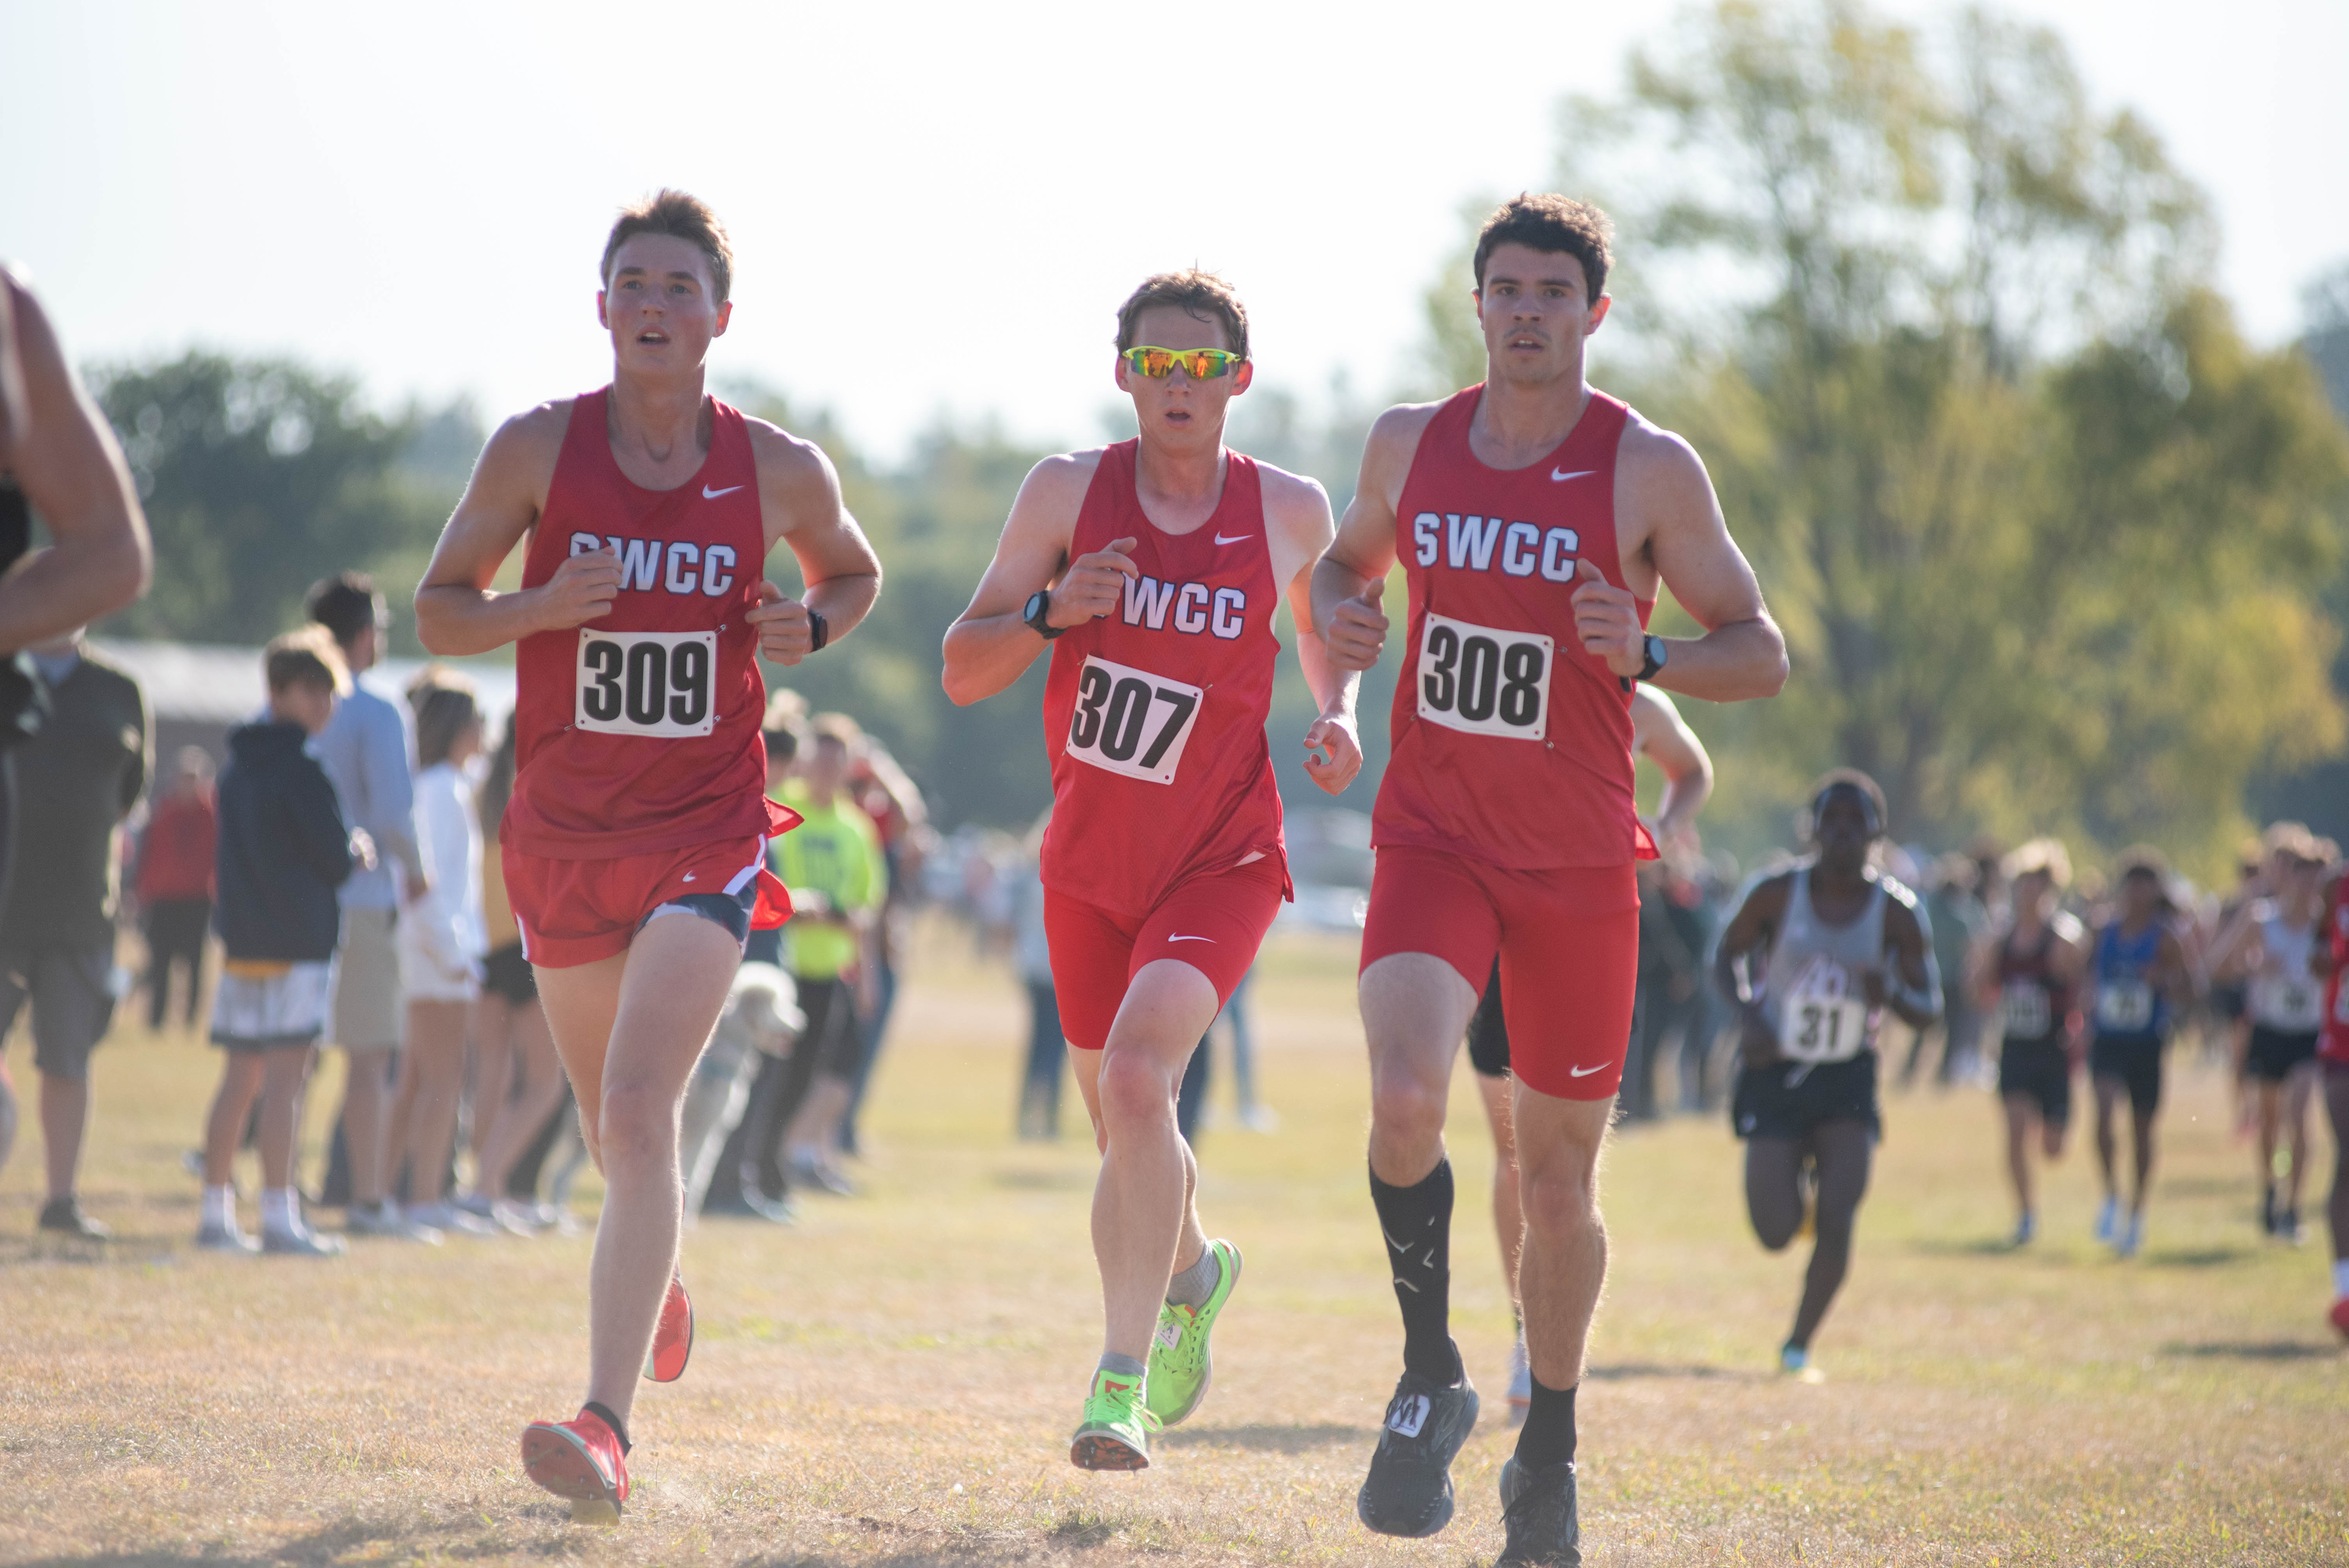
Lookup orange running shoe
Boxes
[521,1407,629,1522]
[2328,1295,2349,1343]
[645,1274,693,1383]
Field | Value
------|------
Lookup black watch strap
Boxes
[1620,634,1667,691]
[1025,589,1064,641]
[805,607,828,653]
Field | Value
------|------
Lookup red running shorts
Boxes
[1044,856,1286,1052]
[1360,845,1640,1101]
[505,837,782,970]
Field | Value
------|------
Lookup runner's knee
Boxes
[1095,1047,1176,1130]
[595,1083,675,1173]
[1519,1157,1598,1245]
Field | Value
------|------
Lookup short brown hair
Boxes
[264,626,349,697]
[809,712,862,753]
[1115,270,1249,362]
[1474,194,1613,303]
[409,675,481,770]
[602,189,733,304]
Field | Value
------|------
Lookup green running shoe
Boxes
[1070,1367,1161,1471]
[1146,1238,1242,1427]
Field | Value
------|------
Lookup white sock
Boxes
[203,1184,236,1230]
[2332,1259,2349,1299]
[261,1186,300,1234]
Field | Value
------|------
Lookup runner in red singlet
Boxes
[414,192,880,1518]
[943,271,1360,1471]
[1312,197,1786,1566]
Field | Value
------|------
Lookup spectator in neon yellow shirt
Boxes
[770,715,886,1196]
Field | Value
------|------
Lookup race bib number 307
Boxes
[1066,655,1203,786]
[576,630,718,738]
[1417,613,1551,741]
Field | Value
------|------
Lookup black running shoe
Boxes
[1496,1454,1581,1566]
[1356,1369,1478,1537]
[38,1197,111,1241]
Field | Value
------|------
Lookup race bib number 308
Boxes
[1066,655,1203,786]
[1417,612,1551,741]
[576,630,718,738]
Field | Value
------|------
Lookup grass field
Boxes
[1,926,2343,1567]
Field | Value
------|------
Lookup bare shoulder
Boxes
[1366,399,1446,463]
[1253,459,1333,531]
[744,416,839,496]
[1741,870,1798,921]
[1615,404,1714,505]
[467,399,570,498]
[1018,448,1108,512]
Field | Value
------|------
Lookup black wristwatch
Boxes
[805,607,829,653]
[1620,634,1667,691]
[1023,589,1064,641]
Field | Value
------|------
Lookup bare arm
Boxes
[0,273,151,650]
[1311,404,1437,671]
[940,453,1122,706]
[2154,926,2200,1012]
[1629,685,1713,851]
[1261,466,1361,796]
[1714,874,1794,1061]
[1877,898,1940,1030]
[744,423,881,664]
[413,406,612,656]
[1595,422,1786,702]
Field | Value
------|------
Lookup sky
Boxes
[5,0,2345,462]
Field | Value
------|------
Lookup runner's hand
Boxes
[534,547,623,631]
[1324,579,1386,671]
[1046,537,1139,628]
[1572,558,1645,677]
[750,580,819,665]
[348,828,378,872]
[1302,710,1362,796]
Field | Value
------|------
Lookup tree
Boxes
[91,353,474,649]
[1489,0,2349,874]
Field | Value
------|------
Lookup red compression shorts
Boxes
[506,837,780,970]
[1360,846,1640,1101]
[1044,857,1286,1052]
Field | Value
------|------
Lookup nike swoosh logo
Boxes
[680,872,697,883]
[1166,933,1214,944]
[1551,468,1596,482]
[1213,533,1249,546]
[702,484,745,499]
[1569,1063,1606,1077]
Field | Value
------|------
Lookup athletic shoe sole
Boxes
[1069,1430,1149,1471]
[645,1279,693,1383]
[521,1422,624,1520]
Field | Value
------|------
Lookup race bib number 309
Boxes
[576,630,718,738]
[1417,612,1551,741]
[1066,655,1203,786]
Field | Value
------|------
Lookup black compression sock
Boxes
[1370,1159,1461,1385]
[582,1401,632,1454]
[1515,1376,1577,1470]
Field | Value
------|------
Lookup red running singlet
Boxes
[2320,872,2349,1067]
[505,389,787,859]
[1374,386,1655,871]
[1039,442,1289,918]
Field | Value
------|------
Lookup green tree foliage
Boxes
[91,353,476,651]
[1462,0,2349,875]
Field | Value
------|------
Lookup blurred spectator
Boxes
[839,728,929,1157]
[1911,853,1990,1086]
[378,677,488,1238]
[1175,969,1270,1143]
[136,747,217,1033]
[0,629,147,1238]
[197,629,355,1257]
[1622,859,1705,1122]
[770,716,887,1197]
[742,691,806,971]
[305,573,423,1220]
[1013,815,1063,1140]
[459,721,565,1232]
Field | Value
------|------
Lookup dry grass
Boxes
[1,926,2343,1566]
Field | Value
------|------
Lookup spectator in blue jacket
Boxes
[195,629,361,1258]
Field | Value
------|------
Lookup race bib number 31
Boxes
[1418,612,1551,741]
[1066,655,1203,786]
[576,630,718,738]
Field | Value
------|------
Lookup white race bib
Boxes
[2001,979,2052,1039]
[1417,613,1551,741]
[1065,655,1203,786]
[2093,980,2155,1033]
[2253,974,2324,1033]
[1781,994,1870,1064]
[576,630,718,738]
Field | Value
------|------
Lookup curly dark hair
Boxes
[1473,194,1613,303]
